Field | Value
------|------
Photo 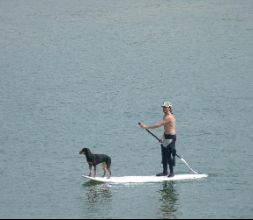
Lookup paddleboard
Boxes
[82,173,208,184]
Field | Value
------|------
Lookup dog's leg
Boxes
[102,163,106,177]
[106,159,111,179]
[105,164,111,179]
[93,165,96,178]
[88,164,92,177]
[107,167,111,179]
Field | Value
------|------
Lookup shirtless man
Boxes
[139,101,177,177]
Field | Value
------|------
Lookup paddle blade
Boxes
[180,158,199,174]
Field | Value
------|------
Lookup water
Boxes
[0,0,253,218]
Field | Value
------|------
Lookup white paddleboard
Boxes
[82,173,208,184]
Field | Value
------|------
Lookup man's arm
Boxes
[139,120,166,129]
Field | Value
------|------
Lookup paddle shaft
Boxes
[139,123,198,174]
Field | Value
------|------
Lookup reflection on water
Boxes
[82,181,112,204]
[81,181,113,218]
[159,182,178,219]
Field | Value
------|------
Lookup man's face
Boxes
[163,107,170,113]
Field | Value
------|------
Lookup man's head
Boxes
[161,101,173,114]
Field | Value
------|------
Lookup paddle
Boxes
[138,122,199,174]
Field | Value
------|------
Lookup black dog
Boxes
[79,147,111,178]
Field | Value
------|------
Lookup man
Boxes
[139,101,177,177]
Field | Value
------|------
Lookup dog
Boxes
[79,147,111,178]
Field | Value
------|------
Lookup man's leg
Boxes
[167,146,176,177]
[156,145,168,176]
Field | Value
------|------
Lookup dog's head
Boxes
[79,147,90,155]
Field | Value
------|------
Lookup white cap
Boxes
[161,101,172,108]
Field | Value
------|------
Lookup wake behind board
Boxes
[82,174,208,184]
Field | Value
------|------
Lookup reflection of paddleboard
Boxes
[82,174,208,184]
